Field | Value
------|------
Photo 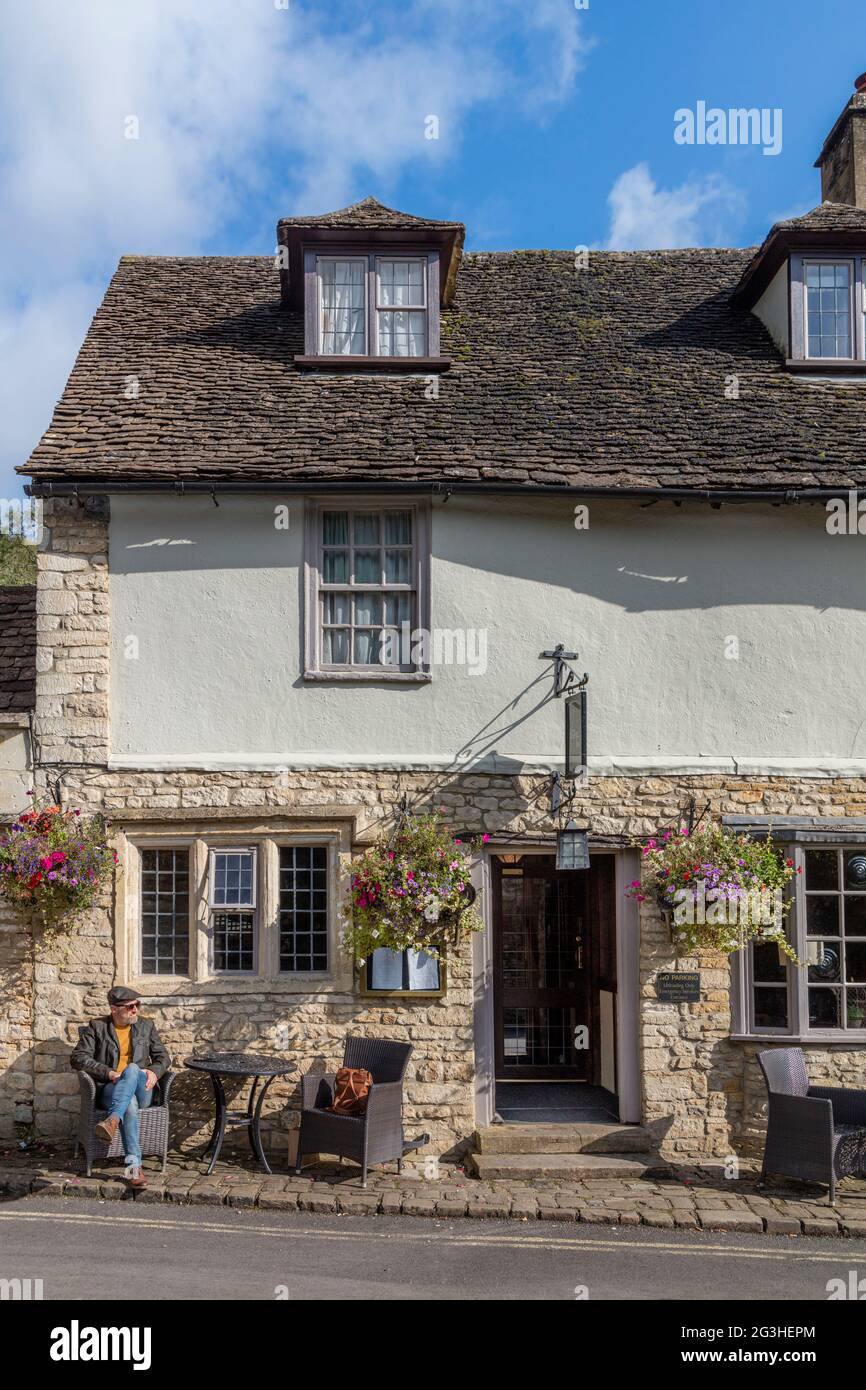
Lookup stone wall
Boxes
[638,913,866,1161]
[2,497,865,1165]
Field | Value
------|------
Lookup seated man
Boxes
[70,986,171,1191]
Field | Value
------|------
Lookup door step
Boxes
[467,1151,663,1182]
[475,1122,652,1155]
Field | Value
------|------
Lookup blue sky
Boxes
[0,0,862,500]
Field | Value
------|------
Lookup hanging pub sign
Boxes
[656,971,701,1004]
[564,688,587,779]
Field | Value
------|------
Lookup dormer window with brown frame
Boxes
[313,251,437,359]
[278,197,464,373]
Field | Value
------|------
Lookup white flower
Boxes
[371,928,380,940]
[424,901,441,923]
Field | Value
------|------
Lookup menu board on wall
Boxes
[368,947,441,992]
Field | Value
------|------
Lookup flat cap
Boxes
[107,985,142,1005]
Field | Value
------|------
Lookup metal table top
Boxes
[184,1053,297,1078]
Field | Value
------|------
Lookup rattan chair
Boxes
[75,1070,175,1176]
[294,1037,414,1188]
[757,1047,866,1205]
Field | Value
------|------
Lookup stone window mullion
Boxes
[191,837,210,983]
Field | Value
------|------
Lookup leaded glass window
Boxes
[278,846,328,972]
[140,848,190,976]
[209,849,257,973]
[805,261,853,359]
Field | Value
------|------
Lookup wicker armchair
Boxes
[757,1048,866,1205]
[75,1070,175,1176]
[294,1037,414,1188]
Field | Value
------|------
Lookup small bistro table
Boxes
[184,1053,297,1176]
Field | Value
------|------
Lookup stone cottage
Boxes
[4,75,866,1173]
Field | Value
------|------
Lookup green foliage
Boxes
[627,820,799,959]
[342,812,485,963]
[0,533,37,585]
[0,796,118,934]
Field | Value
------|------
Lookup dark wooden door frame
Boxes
[491,853,618,1086]
[492,855,590,1081]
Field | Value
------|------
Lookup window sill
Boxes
[730,1033,866,1046]
[294,355,451,373]
[785,358,866,376]
[129,974,351,996]
[303,668,432,683]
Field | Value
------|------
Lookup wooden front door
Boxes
[493,855,589,1080]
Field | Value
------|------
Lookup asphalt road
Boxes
[0,1195,864,1301]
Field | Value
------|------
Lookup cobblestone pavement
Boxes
[1,1148,865,1237]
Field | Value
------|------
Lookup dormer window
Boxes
[312,251,435,360]
[319,258,366,354]
[376,258,427,356]
[732,198,866,375]
[805,260,853,357]
[316,254,429,357]
[278,197,463,373]
[790,254,866,365]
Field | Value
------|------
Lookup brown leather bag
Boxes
[328,1067,373,1115]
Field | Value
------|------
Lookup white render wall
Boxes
[109,493,866,774]
[752,262,789,355]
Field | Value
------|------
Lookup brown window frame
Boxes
[303,497,432,682]
[299,244,442,364]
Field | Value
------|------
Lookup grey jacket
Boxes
[70,1016,171,1084]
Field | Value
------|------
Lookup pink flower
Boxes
[482,834,490,843]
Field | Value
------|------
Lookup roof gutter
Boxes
[23,478,857,505]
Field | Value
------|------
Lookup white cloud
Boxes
[0,0,588,496]
[604,161,745,251]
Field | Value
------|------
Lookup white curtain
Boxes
[321,260,364,354]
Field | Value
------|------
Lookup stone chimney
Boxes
[815,73,866,207]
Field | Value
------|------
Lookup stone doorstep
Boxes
[474,1122,653,1156]
[467,1152,664,1182]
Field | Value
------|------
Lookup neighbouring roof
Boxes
[0,585,36,713]
[21,210,866,494]
[773,201,866,234]
[733,201,866,307]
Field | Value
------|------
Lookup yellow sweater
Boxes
[115,1025,133,1075]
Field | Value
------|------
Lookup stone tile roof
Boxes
[773,201,866,233]
[0,585,36,713]
[277,195,464,233]
[21,235,866,492]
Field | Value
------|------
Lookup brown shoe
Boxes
[94,1115,120,1144]
[125,1166,148,1191]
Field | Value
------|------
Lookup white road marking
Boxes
[0,1206,861,1264]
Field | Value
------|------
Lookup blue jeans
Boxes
[99,1063,154,1166]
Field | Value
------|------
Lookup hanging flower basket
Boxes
[0,793,117,933]
[341,812,485,964]
[626,819,801,961]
